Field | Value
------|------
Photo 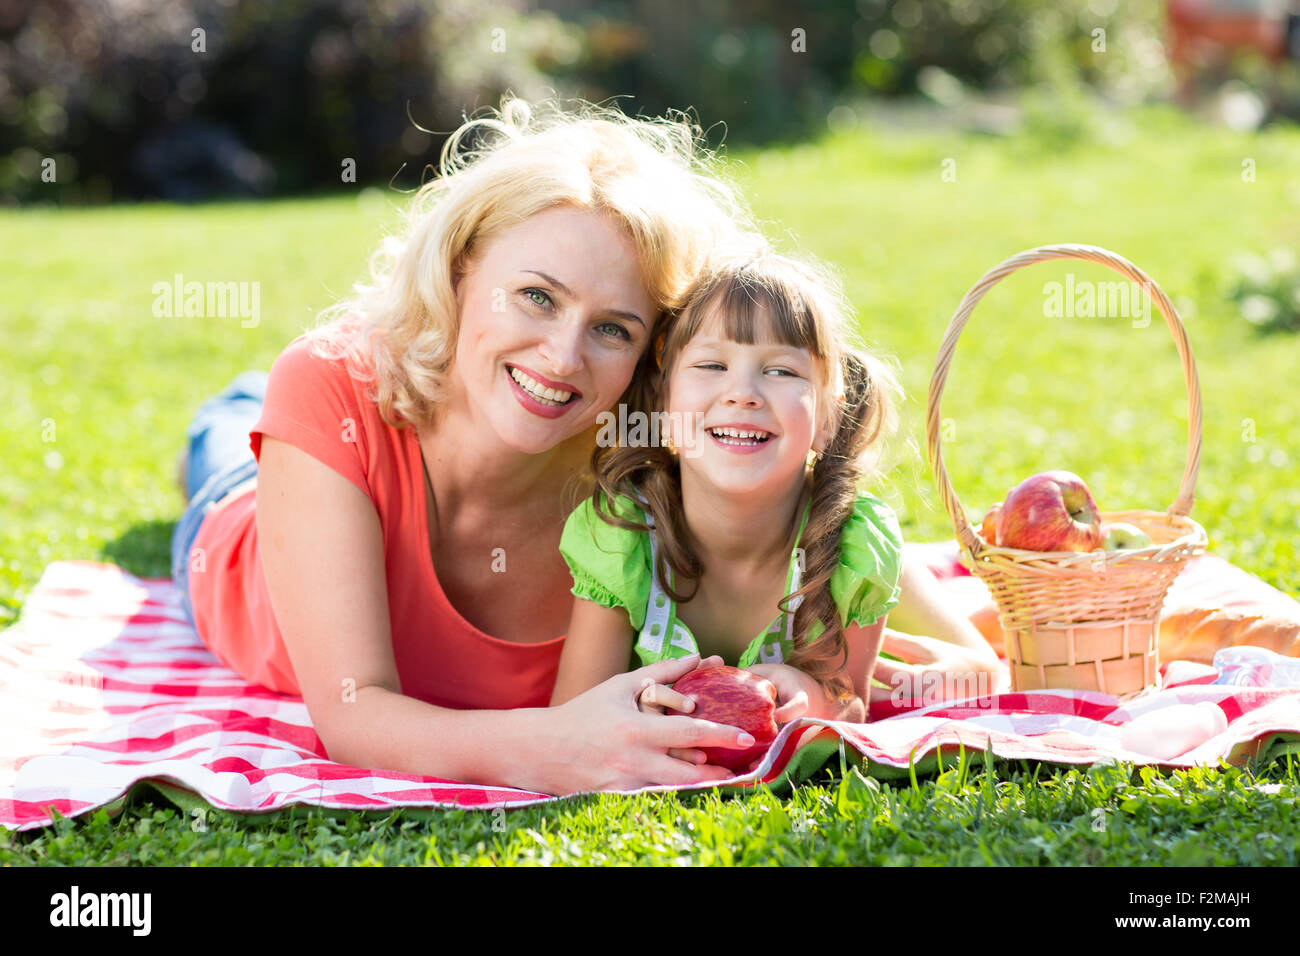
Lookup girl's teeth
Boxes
[510,367,573,404]
[710,428,769,445]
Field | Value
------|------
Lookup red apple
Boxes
[671,665,779,772]
[996,470,1104,553]
[981,503,1002,545]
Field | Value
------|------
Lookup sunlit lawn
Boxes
[3,104,1299,864]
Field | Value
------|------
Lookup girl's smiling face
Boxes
[664,304,833,498]
[448,204,657,455]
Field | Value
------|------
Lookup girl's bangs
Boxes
[710,275,823,355]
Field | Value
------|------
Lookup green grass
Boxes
[8,755,1300,866]
[3,104,1300,864]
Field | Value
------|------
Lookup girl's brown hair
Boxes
[590,242,903,700]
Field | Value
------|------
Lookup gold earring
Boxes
[663,434,678,457]
[806,448,823,472]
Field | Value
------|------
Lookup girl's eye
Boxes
[523,288,552,309]
[694,363,796,375]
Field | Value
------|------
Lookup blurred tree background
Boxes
[2,0,1296,205]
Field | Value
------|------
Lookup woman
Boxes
[171,99,997,796]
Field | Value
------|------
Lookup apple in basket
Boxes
[1102,521,1153,551]
[995,470,1104,553]
[671,665,779,772]
[981,503,1002,546]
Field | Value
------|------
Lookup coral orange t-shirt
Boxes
[187,329,566,710]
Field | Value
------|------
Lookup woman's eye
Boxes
[696,362,725,371]
[523,288,552,309]
[598,322,632,342]
[768,368,797,377]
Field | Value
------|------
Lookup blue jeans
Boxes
[170,370,268,626]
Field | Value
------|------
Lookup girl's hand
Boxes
[543,654,757,793]
[869,628,1007,706]
[740,663,858,775]
[743,663,817,723]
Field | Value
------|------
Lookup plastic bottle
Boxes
[1211,646,1300,688]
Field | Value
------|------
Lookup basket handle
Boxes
[925,244,1204,557]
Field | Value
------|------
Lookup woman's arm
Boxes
[549,598,635,706]
[255,435,404,767]
[256,437,750,793]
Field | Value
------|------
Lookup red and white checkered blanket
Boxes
[4,559,1300,832]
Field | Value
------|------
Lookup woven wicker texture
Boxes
[925,245,1209,698]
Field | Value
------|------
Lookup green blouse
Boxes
[559,488,905,669]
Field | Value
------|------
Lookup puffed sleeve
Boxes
[558,492,653,632]
[829,490,905,629]
[250,328,370,499]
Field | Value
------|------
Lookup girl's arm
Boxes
[549,598,636,706]
[888,553,999,660]
[746,618,885,725]
[844,618,887,718]
[750,542,1008,721]
[870,552,1005,704]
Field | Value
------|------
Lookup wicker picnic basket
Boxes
[925,244,1209,699]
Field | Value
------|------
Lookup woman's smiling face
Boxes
[448,204,658,454]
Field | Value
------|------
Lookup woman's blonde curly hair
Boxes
[304,96,757,435]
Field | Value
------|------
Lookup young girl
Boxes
[550,244,905,735]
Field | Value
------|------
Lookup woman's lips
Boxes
[505,366,578,419]
[508,363,579,394]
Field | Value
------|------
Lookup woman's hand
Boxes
[540,654,761,794]
[636,655,745,765]
[869,628,1007,706]
[635,654,725,716]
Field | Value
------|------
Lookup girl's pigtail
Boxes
[588,324,705,604]
[589,443,704,604]
[785,350,893,702]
